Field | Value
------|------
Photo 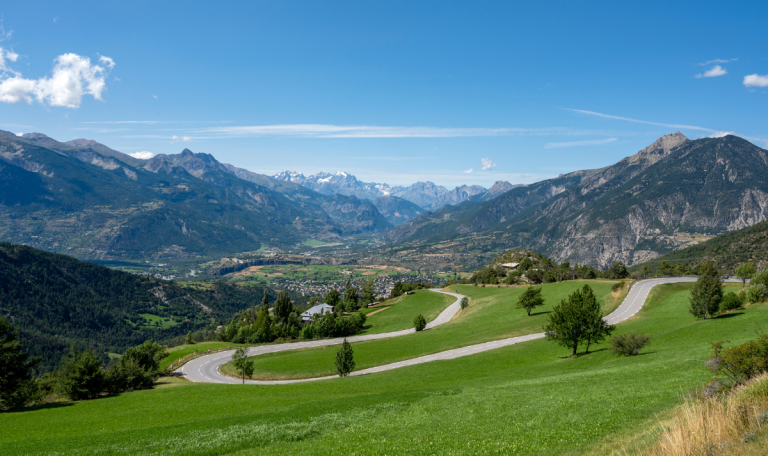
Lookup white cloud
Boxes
[15,132,22,136]
[481,158,497,170]
[153,95,158,99]
[0,48,115,108]
[545,138,618,148]
[463,168,473,174]
[695,65,727,78]
[172,135,193,143]
[709,131,734,138]
[744,74,768,88]
[697,58,737,66]
[129,151,155,159]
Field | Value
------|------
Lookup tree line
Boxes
[1,316,166,411]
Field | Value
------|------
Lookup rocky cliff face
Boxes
[384,133,768,268]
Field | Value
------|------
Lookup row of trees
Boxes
[218,280,371,345]
[468,258,629,286]
[1,316,166,410]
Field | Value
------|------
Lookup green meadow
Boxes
[2,282,764,455]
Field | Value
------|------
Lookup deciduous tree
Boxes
[516,287,544,316]
[58,348,106,400]
[736,262,757,287]
[232,346,254,384]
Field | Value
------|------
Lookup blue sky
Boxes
[0,1,766,188]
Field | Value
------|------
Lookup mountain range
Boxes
[3,129,768,268]
[273,170,521,210]
[0,131,400,261]
[386,132,768,267]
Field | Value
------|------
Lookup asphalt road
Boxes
[179,278,732,385]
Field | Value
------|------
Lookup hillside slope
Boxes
[637,219,768,273]
[386,133,768,268]
[0,243,266,372]
[0,132,390,260]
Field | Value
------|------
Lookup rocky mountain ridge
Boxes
[385,133,768,268]
[273,170,519,210]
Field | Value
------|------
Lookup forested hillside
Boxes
[0,243,266,372]
[636,219,768,273]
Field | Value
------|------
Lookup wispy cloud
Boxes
[697,58,737,66]
[565,108,718,133]
[83,120,233,124]
[463,168,473,174]
[481,158,497,170]
[199,124,614,139]
[695,65,727,78]
[345,156,437,161]
[545,138,618,148]
[172,135,193,143]
[744,74,768,88]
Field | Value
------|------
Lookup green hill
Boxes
[0,243,266,372]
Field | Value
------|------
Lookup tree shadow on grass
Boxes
[716,312,745,319]
[529,310,552,317]
[5,401,75,413]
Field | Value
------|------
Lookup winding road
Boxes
[178,277,731,385]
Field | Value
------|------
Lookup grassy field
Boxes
[4,282,765,455]
[359,289,455,334]
[217,281,622,380]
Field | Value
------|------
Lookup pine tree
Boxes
[516,287,544,316]
[274,291,293,323]
[0,317,40,410]
[261,290,270,310]
[185,331,194,345]
[58,349,106,400]
[334,339,355,377]
[361,279,376,306]
[413,314,427,331]
[580,285,614,353]
[689,260,723,320]
[343,278,358,310]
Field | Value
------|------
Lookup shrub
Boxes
[611,281,625,292]
[460,297,469,309]
[748,284,768,303]
[610,332,651,356]
[413,314,427,331]
[721,292,742,311]
[708,336,768,385]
